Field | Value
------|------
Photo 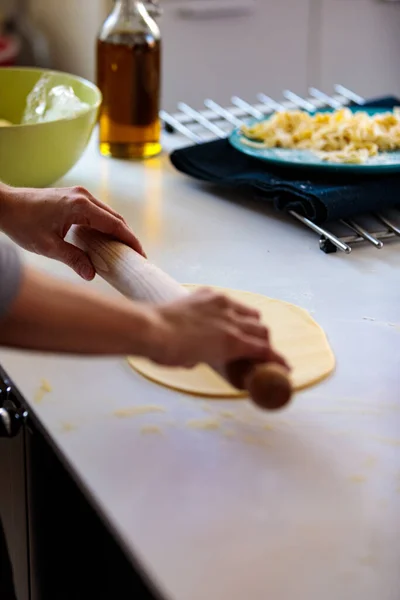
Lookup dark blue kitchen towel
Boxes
[170,96,400,224]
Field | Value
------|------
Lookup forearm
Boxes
[0,265,158,356]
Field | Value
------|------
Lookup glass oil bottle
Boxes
[97,0,161,159]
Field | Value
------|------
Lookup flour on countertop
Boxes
[187,418,220,430]
[349,475,367,484]
[34,379,53,404]
[262,423,275,431]
[241,435,272,447]
[219,410,235,419]
[359,554,376,567]
[140,425,163,435]
[372,435,400,447]
[113,405,166,418]
[60,422,77,433]
[362,456,377,469]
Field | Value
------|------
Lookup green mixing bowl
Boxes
[0,67,102,187]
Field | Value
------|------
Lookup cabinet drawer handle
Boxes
[0,379,28,438]
[176,0,254,20]
[0,403,28,438]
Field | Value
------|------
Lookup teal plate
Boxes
[229,106,400,174]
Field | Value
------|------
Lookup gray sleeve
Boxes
[0,240,22,319]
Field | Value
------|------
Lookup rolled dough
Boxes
[127,285,335,398]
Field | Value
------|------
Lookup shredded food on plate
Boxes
[240,107,400,164]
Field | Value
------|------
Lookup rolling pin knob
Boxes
[226,360,292,411]
[248,364,292,410]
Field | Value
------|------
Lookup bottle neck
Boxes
[114,0,160,19]
[100,0,160,41]
[115,0,139,16]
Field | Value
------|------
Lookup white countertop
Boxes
[1,133,400,600]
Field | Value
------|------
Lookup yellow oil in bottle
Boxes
[96,2,161,159]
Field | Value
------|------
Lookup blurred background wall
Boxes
[1,0,400,111]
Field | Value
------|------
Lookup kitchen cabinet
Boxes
[0,430,29,600]
[27,0,400,109]
[160,0,311,110]
[27,0,311,110]
[0,368,160,600]
[318,0,400,99]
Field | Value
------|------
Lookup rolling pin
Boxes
[69,226,292,410]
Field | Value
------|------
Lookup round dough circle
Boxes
[128,285,335,398]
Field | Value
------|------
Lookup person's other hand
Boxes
[0,185,145,280]
[148,288,290,369]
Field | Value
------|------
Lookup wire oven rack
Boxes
[161,85,400,254]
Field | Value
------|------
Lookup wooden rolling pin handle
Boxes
[69,226,292,411]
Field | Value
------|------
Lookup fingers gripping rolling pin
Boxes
[70,226,292,410]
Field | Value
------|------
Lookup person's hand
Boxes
[0,185,145,280]
[147,288,290,368]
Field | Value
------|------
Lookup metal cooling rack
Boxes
[161,85,400,254]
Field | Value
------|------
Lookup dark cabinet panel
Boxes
[25,427,161,600]
[0,431,29,600]
[1,366,163,600]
